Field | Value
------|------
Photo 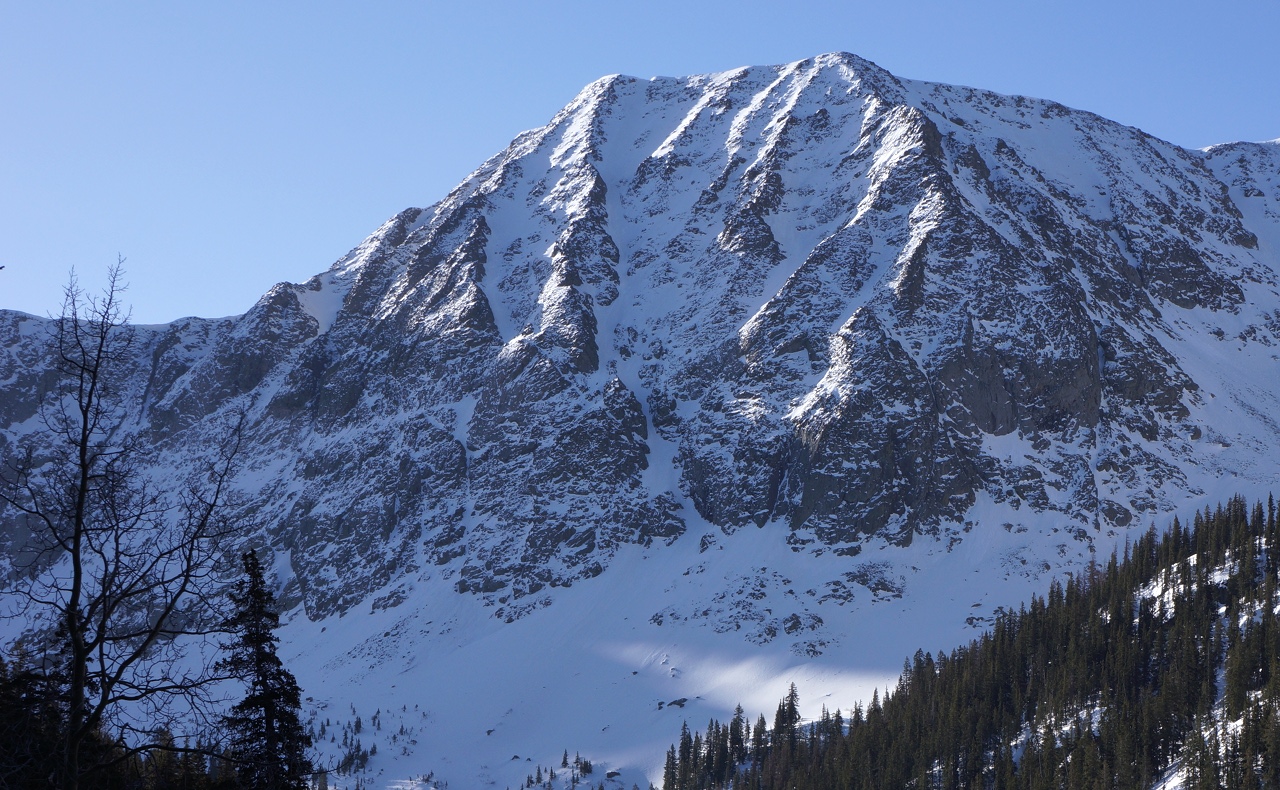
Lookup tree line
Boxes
[662,494,1280,789]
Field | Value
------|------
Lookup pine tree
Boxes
[219,549,313,789]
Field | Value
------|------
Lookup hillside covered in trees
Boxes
[663,495,1280,790]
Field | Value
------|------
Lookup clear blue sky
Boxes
[2,0,1277,323]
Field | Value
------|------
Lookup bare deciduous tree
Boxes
[0,263,245,790]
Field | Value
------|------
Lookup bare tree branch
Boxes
[0,260,247,790]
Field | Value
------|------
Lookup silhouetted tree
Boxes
[0,263,245,790]
[218,549,312,790]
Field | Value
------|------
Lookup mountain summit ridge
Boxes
[3,51,1277,613]
[2,53,1278,786]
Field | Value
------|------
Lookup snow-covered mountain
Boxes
[2,53,1279,788]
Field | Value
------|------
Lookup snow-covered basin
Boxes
[276,485,1278,790]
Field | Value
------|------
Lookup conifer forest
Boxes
[660,495,1280,790]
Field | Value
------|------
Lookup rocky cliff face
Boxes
[3,53,1279,624]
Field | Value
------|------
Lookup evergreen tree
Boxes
[0,651,62,788]
[219,549,313,790]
